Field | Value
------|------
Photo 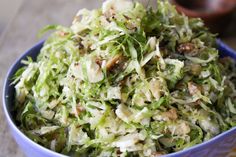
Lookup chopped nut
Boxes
[178,122,191,135]
[76,104,85,113]
[188,82,201,95]
[168,122,191,135]
[177,43,195,54]
[162,108,178,120]
[95,58,103,67]
[106,54,126,73]
[106,54,122,70]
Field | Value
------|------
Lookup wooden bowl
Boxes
[171,0,236,35]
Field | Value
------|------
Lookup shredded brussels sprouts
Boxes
[13,0,236,156]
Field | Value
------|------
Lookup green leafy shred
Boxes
[13,0,236,156]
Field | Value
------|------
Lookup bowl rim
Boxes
[2,40,236,157]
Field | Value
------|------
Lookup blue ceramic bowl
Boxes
[2,40,236,157]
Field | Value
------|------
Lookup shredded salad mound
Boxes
[13,0,236,156]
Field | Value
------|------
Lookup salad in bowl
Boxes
[8,0,236,156]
